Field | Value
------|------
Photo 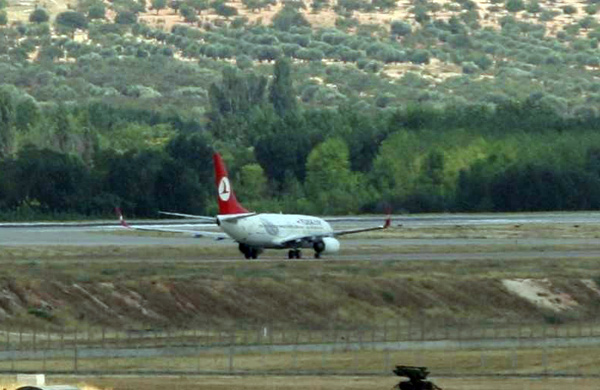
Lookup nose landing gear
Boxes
[288,249,302,259]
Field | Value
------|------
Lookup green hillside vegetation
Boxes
[1,0,600,217]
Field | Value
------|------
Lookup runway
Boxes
[1,211,600,262]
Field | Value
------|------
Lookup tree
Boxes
[242,0,262,12]
[270,58,297,117]
[52,103,75,153]
[296,47,323,61]
[0,88,15,157]
[170,0,182,12]
[272,5,310,31]
[412,4,430,24]
[180,4,198,22]
[38,44,64,62]
[16,146,91,212]
[0,10,7,26]
[311,0,328,12]
[255,45,282,61]
[255,123,313,185]
[585,4,598,15]
[207,66,268,122]
[373,0,395,11]
[305,138,364,214]
[88,3,106,19]
[161,133,214,213]
[390,20,411,37]
[525,0,541,14]
[15,97,40,132]
[102,150,166,216]
[505,0,525,13]
[236,164,267,202]
[29,8,50,23]
[152,0,168,14]
[562,5,577,15]
[115,11,138,24]
[188,0,209,13]
[55,11,88,35]
[212,1,238,19]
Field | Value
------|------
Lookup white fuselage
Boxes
[218,213,333,248]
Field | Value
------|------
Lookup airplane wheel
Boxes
[244,252,251,259]
[288,250,294,259]
[295,250,302,259]
[251,248,258,259]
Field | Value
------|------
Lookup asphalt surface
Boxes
[1,212,600,261]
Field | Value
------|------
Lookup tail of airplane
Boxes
[213,152,249,215]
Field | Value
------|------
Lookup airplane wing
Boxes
[158,211,216,222]
[160,210,259,222]
[275,217,391,247]
[332,216,391,236]
[116,209,229,240]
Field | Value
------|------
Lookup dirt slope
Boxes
[2,271,599,329]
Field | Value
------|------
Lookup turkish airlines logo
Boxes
[218,177,231,201]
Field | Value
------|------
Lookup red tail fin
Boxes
[213,153,249,215]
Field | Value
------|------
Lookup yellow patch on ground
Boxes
[502,278,579,312]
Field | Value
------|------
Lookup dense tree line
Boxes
[2,58,600,219]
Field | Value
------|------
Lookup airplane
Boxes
[118,152,391,259]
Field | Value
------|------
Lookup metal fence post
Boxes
[480,349,486,373]
[197,341,201,373]
[543,345,548,376]
[228,331,234,374]
[292,344,298,372]
[74,344,78,374]
[383,349,390,374]
[511,348,518,373]
[384,321,388,342]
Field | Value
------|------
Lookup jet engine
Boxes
[313,237,340,254]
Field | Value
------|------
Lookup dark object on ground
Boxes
[392,365,442,390]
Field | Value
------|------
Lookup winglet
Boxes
[115,207,131,229]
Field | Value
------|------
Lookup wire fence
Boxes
[0,319,599,376]
[2,319,600,350]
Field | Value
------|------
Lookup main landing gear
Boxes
[288,249,323,259]
[239,243,259,259]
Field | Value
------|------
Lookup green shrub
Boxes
[29,8,50,23]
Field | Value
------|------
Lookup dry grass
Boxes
[2,346,600,375]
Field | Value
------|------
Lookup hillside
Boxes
[1,247,599,329]
[3,0,600,111]
[4,0,600,217]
